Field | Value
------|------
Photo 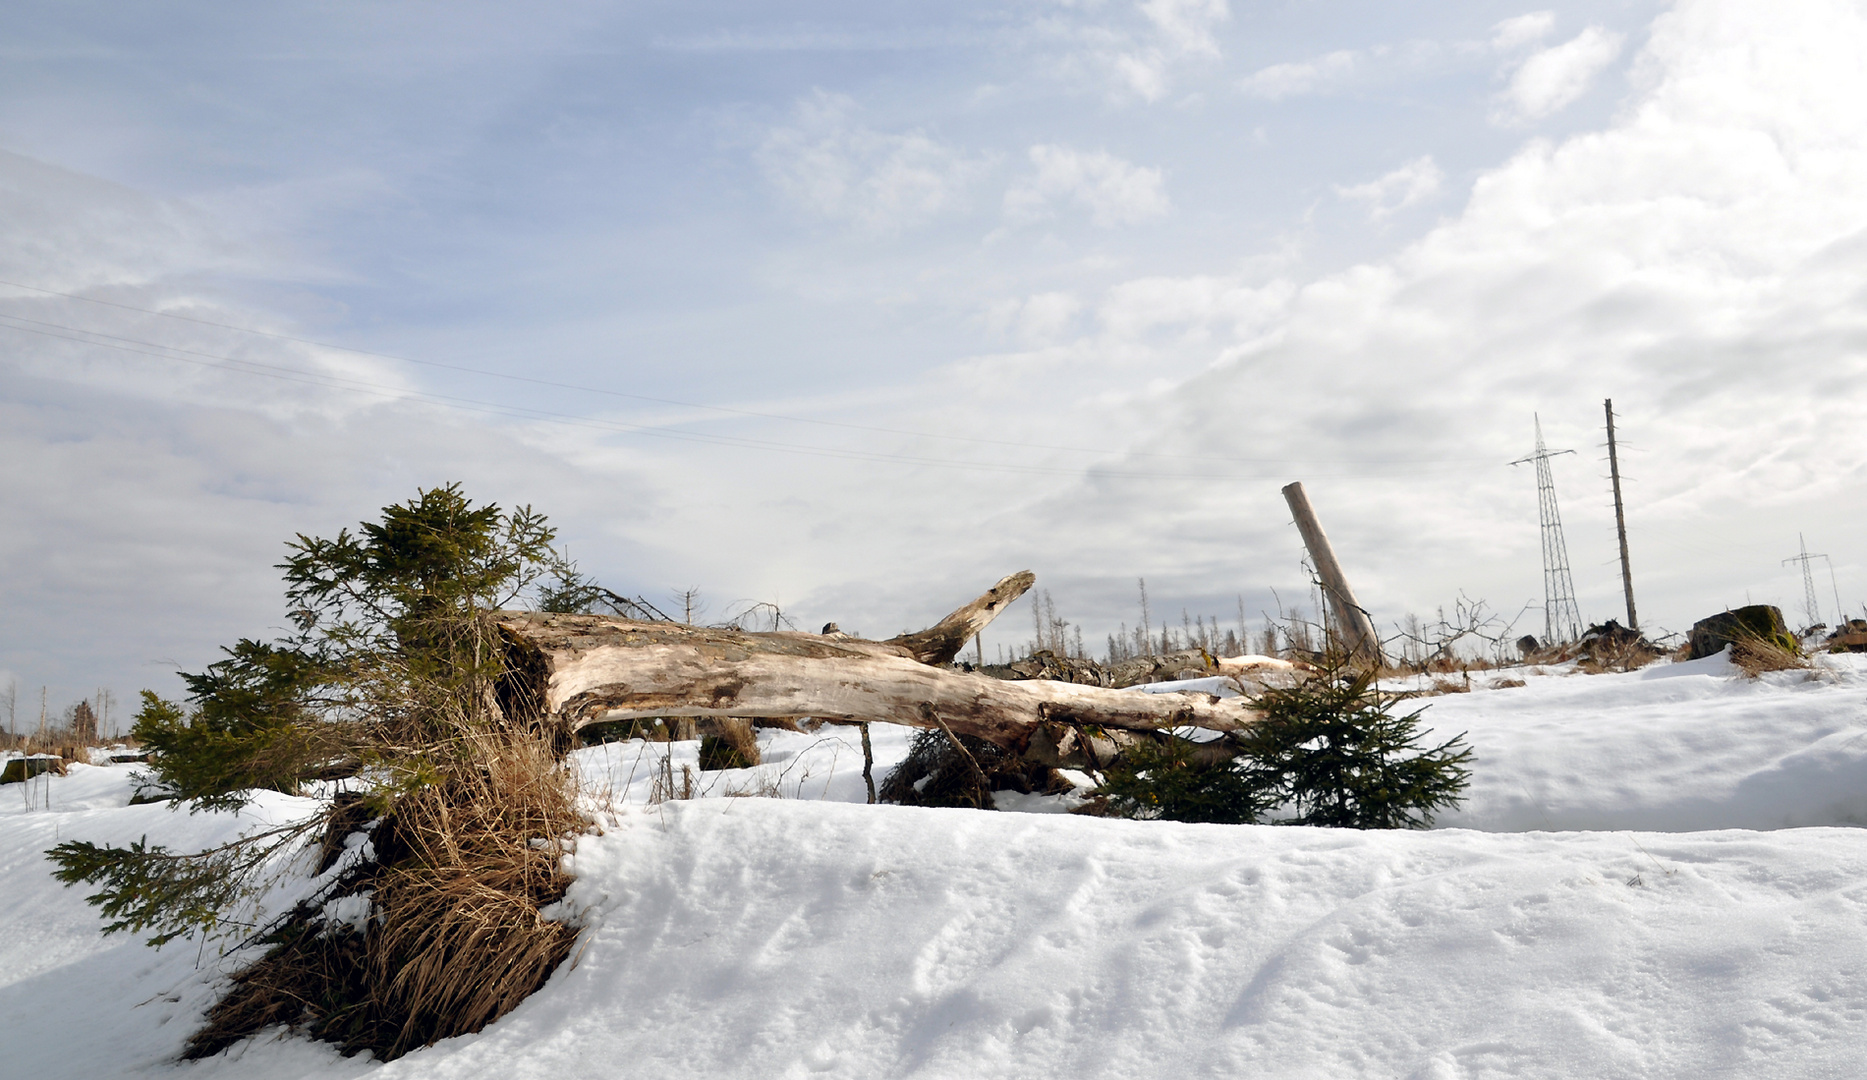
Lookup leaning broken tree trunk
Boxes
[884,570,1035,664]
[496,613,1260,751]
[1282,481,1384,667]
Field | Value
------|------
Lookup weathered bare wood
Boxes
[496,611,1259,749]
[884,570,1035,664]
[991,647,1216,688]
[1281,481,1384,666]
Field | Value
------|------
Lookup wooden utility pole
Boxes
[1281,481,1384,665]
[1605,399,1637,630]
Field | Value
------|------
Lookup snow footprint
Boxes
[909,898,1021,998]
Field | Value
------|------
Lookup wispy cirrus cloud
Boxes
[1115,0,1231,100]
[1003,144,1170,228]
[756,91,993,233]
[1334,156,1444,219]
[1232,10,1577,104]
[1038,0,1232,103]
[1238,49,1357,100]
[1489,11,1557,52]
[1493,25,1625,124]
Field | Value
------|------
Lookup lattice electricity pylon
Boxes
[1510,415,1585,645]
[1783,534,1827,629]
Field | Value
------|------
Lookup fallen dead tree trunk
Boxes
[495,613,1261,753]
[992,647,1223,687]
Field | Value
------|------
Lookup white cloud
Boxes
[1237,50,1357,100]
[1059,0,1231,102]
[1066,0,1867,631]
[1231,14,1569,103]
[1097,275,1294,341]
[0,151,416,422]
[986,291,1085,348]
[0,151,654,704]
[1004,145,1171,228]
[756,91,990,232]
[868,0,1867,649]
[1490,11,1557,52]
[1232,16,1584,106]
[18,0,1867,707]
[1138,0,1229,57]
[1496,25,1625,123]
[1334,156,1445,219]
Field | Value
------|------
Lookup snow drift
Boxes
[4,655,1867,1078]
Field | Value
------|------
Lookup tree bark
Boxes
[496,612,1260,751]
[1281,481,1384,666]
[883,570,1035,664]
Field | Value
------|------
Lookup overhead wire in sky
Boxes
[0,289,1491,480]
[0,278,1488,470]
[1,277,1240,459]
[0,316,1119,477]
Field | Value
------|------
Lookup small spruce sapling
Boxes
[1237,666,1472,829]
[1097,736,1271,824]
[1099,663,1473,830]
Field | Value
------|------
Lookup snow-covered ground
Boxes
[5,653,1867,1077]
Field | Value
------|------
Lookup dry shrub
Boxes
[1574,622,1665,674]
[1583,644,1663,673]
[878,728,1067,809]
[367,736,580,1051]
[648,753,697,803]
[188,732,583,1062]
[721,772,784,798]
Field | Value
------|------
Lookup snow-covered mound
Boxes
[1427,652,1867,831]
[473,802,1867,1078]
[4,654,1867,1078]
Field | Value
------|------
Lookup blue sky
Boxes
[4,0,1864,724]
[0,1,1649,387]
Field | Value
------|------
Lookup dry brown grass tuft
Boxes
[1729,634,1809,678]
[366,735,581,1054]
[698,718,761,770]
[188,731,584,1062]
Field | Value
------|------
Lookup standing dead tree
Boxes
[1385,594,1528,670]
[1282,482,1384,666]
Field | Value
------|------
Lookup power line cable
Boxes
[0,277,1476,467]
[0,316,1104,474]
[0,316,1488,481]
